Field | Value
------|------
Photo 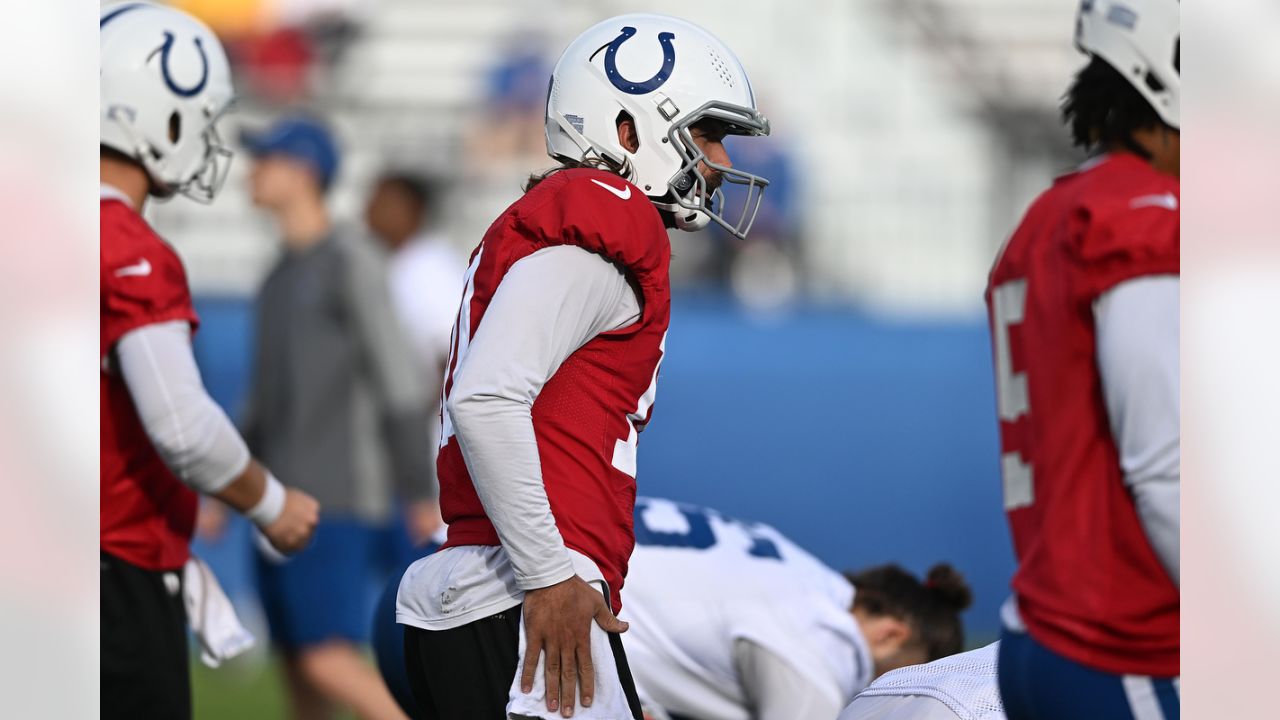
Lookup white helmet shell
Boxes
[100,3,236,202]
[545,14,770,239]
[1075,0,1180,129]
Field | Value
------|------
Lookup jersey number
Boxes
[992,279,1034,510]
[634,499,782,560]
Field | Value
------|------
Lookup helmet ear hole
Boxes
[615,111,639,152]
[168,111,182,144]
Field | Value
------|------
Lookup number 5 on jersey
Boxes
[992,279,1034,510]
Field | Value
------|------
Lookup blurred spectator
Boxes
[364,172,465,382]
[239,114,434,720]
[365,172,464,530]
[463,42,551,168]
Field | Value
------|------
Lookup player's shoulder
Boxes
[516,168,665,231]
[853,643,1003,720]
[1059,154,1179,259]
[523,167,645,203]
[100,198,184,274]
[509,167,669,270]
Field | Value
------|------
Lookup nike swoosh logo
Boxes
[1130,192,1178,211]
[115,258,152,277]
[590,178,631,200]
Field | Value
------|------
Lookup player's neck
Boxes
[100,155,150,211]
[278,194,331,251]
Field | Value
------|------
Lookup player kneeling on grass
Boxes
[393,14,771,720]
[619,498,973,720]
[376,498,972,720]
[100,5,319,719]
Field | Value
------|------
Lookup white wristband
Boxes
[246,473,286,528]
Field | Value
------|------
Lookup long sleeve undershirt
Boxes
[445,245,641,590]
[116,320,252,494]
[736,639,845,720]
[1094,276,1180,586]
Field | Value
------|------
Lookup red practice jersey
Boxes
[438,168,671,612]
[101,196,200,571]
[985,153,1179,677]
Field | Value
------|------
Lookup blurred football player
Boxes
[621,498,972,720]
[100,4,319,718]
[985,1,1180,718]
[840,643,1005,720]
[395,14,771,720]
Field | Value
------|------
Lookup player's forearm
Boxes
[447,392,575,590]
[735,639,844,720]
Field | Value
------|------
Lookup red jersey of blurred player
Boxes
[100,195,200,571]
[437,167,671,612]
[986,152,1179,677]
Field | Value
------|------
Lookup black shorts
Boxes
[403,605,643,720]
[101,550,191,720]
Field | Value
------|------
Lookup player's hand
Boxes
[521,575,628,718]
[261,488,320,554]
[404,498,444,546]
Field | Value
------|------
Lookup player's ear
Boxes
[616,113,639,153]
[862,614,913,657]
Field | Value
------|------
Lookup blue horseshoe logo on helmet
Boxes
[604,26,676,95]
[159,31,209,98]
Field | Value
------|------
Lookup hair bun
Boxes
[924,564,973,612]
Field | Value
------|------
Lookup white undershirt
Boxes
[116,321,252,494]
[1094,276,1180,586]
[398,245,641,630]
[736,639,846,720]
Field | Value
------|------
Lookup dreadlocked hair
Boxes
[848,563,973,661]
[1062,55,1169,158]
[524,155,627,192]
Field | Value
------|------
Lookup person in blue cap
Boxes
[238,114,439,720]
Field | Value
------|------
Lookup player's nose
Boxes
[707,141,732,169]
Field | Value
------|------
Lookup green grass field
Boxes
[191,655,356,720]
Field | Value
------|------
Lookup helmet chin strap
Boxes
[657,171,713,232]
[674,208,711,231]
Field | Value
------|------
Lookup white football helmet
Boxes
[545,14,770,240]
[100,3,235,203]
[1075,0,1179,129]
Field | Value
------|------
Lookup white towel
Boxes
[505,580,636,720]
[183,555,255,668]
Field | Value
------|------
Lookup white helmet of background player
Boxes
[545,14,771,240]
[1074,0,1179,129]
[100,3,235,203]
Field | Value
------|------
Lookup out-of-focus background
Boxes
[8,0,1269,717]
[138,0,1087,716]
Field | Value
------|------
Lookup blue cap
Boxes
[241,115,340,189]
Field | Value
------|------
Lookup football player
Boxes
[100,4,319,718]
[840,643,1005,720]
[394,14,771,719]
[621,498,972,720]
[985,1,1179,718]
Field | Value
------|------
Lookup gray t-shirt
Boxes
[244,227,435,523]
